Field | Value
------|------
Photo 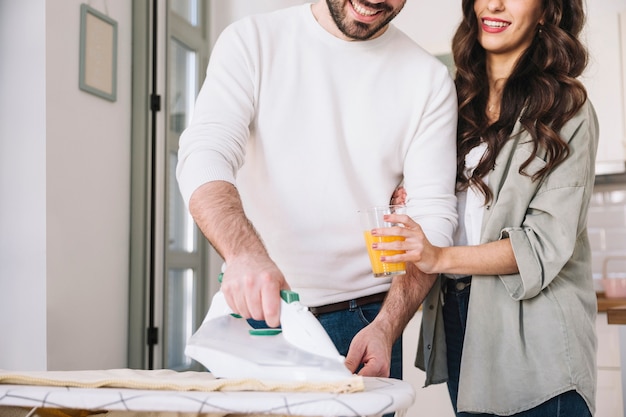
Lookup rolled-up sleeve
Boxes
[500,186,585,299]
[496,102,598,300]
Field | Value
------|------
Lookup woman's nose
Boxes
[487,0,504,12]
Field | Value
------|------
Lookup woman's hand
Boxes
[371,213,442,275]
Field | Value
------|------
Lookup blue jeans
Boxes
[442,277,591,417]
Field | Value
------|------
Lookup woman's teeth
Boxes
[483,19,510,28]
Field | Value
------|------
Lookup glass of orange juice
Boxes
[359,205,406,277]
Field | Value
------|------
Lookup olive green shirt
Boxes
[416,100,599,415]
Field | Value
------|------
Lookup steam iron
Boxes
[185,288,354,382]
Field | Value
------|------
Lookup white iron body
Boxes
[185,290,353,382]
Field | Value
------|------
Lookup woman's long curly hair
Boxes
[453,0,588,203]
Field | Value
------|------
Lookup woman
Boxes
[375,0,598,415]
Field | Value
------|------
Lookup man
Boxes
[176,0,457,380]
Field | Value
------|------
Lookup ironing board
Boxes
[0,375,414,417]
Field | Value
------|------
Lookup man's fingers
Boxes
[357,360,389,378]
[260,283,282,328]
[343,347,362,374]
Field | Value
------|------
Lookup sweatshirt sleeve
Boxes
[176,21,256,206]
[403,63,458,248]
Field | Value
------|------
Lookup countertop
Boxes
[597,291,626,312]
[608,307,626,325]
[598,291,626,325]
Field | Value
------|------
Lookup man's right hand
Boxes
[220,256,289,328]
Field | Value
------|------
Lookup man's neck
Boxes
[311,1,349,40]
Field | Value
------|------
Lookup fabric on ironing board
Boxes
[97,413,303,417]
[2,409,301,417]
[0,369,364,394]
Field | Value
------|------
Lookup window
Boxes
[129,0,214,371]
[162,0,210,371]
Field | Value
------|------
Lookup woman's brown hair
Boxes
[452,0,589,203]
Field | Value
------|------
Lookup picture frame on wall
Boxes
[79,3,117,102]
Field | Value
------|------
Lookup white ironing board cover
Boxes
[0,376,414,416]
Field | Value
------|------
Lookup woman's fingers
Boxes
[371,220,425,252]
[381,213,416,228]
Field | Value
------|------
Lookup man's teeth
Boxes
[351,0,377,16]
[483,20,510,28]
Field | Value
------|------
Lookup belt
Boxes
[308,292,387,317]
[444,275,472,292]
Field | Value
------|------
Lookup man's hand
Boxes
[344,322,393,377]
[221,256,289,328]
[343,265,437,378]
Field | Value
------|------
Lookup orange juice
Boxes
[363,230,406,277]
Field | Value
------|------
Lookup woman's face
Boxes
[474,0,544,61]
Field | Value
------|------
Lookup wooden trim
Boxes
[608,306,626,325]
[597,292,626,312]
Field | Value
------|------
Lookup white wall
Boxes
[0,0,48,371]
[0,0,132,371]
[393,0,462,54]
[208,0,307,42]
[45,0,132,370]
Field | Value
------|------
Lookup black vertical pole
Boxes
[147,0,160,370]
